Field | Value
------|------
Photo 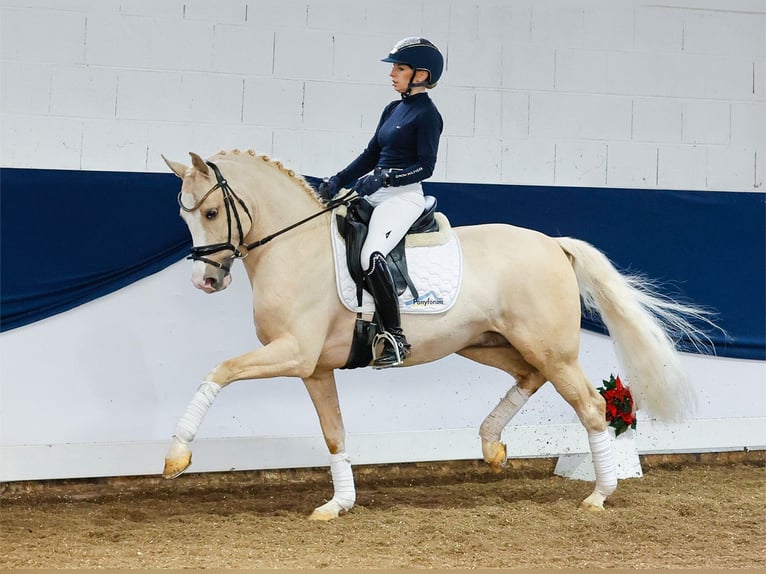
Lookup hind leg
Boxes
[458,344,546,473]
[546,361,616,511]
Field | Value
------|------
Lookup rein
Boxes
[178,160,355,272]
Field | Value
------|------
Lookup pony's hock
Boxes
[162,149,713,518]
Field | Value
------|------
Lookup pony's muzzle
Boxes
[192,260,232,293]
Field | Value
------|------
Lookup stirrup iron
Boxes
[371,330,409,369]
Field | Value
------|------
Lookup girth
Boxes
[335,195,440,300]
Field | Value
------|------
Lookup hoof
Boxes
[481,439,507,474]
[162,438,192,479]
[308,499,347,521]
[579,490,606,511]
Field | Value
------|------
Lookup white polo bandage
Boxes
[174,381,222,445]
[479,385,531,441]
[588,429,618,497]
[329,452,356,511]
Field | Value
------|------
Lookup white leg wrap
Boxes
[174,381,221,445]
[588,429,618,497]
[479,385,531,441]
[329,452,356,511]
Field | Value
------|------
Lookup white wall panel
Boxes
[500,92,529,141]
[682,101,730,145]
[474,90,503,139]
[530,4,586,47]
[683,10,765,56]
[246,0,307,29]
[555,49,608,94]
[83,14,153,68]
[435,88,474,137]
[213,25,273,75]
[706,147,758,190]
[242,77,302,127]
[501,140,555,186]
[333,33,391,83]
[2,0,761,190]
[50,66,119,118]
[0,7,85,63]
[582,4,634,51]
[657,144,708,189]
[554,141,608,186]
[148,19,215,72]
[185,0,246,24]
[502,43,556,91]
[731,103,766,146]
[632,99,683,143]
[0,114,83,169]
[444,136,501,183]
[530,93,632,141]
[606,142,658,188]
[81,119,149,171]
[119,3,175,17]
[0,62,52,114]
[273,28,334,79]
[633,6,684,52]
[447,36,503,89]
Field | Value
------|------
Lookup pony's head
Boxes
[163,151,253,293]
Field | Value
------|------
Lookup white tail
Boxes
[557,237,717,422]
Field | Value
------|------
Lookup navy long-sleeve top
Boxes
[336,92,443,188]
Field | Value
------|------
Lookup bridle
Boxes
[178,160,354,273]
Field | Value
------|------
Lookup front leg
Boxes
[303,371,356,521]
[163,336,313,479]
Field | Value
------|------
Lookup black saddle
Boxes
[336,195,440,370]
[336,195,439,300]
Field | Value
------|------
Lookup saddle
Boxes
[335,195,441,369]
[335,195,440,300]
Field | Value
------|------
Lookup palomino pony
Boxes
[161,149,708,520]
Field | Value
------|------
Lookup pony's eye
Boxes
[205,208,218,220]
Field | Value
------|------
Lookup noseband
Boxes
[178,160,354,273]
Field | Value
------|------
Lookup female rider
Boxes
[319,37,444,368]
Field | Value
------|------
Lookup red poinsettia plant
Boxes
[597,374,636,437]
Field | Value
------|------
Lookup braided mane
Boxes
[210,148,321,203]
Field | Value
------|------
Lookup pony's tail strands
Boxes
[556,237,720,423]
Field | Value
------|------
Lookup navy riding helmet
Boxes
[381,37,444,89]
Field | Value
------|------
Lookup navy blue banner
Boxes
[0,168,190,332]
[425,181,765,360]
[1,168,763,361]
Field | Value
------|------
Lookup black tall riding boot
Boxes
[364,252,411,368]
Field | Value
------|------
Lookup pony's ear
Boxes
[189,152,210,176]
[162,154,188,179]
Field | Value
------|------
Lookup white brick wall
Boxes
[1,0,764,191]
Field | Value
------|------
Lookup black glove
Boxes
[353,169,389,197]
[317,175,342,202]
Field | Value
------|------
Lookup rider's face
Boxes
[389,64,428,94]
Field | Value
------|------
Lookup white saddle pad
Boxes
[330,210,462,314]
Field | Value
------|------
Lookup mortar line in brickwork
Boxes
[753,61,756,95]
[240,79,245,124]
[655,148,659,186]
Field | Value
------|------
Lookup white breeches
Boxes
[360,183,425,271]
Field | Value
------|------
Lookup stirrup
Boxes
[371,331,410,369]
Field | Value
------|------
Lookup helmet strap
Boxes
[403,70,429,99]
